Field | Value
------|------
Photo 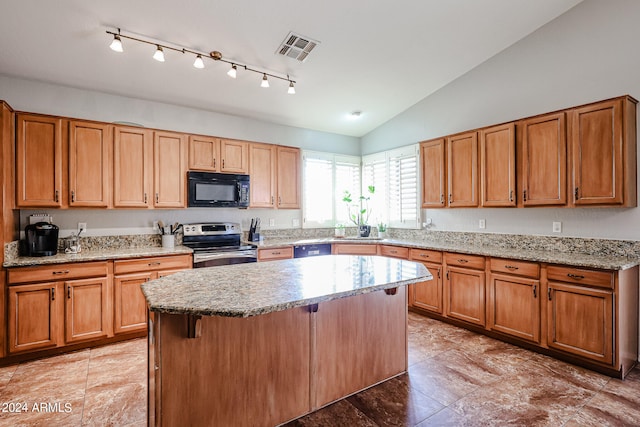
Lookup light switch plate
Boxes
[553,221,562,233]
[292,219,300,227]
[269,218,275,227]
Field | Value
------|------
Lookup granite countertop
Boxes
[255,237,639,270]
[3,246,193,268]
[142,255,431,317]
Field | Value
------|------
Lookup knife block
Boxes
[248,232,260,242]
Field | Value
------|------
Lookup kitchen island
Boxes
[142,255,431,427]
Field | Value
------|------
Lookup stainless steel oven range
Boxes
[182,222,257,268]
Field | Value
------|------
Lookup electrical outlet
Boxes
[153,221,159,232]
[553,221,562,233]
[479,219,486,229]
[269,218,275,227]
[426,218,432,225]
[292,219,300,227]
[78,222,87,234]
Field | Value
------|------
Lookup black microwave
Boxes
[187,171,250,208]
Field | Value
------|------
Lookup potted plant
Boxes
[343,186,375,237]
[377,222,387,239]
[334,223,346,238]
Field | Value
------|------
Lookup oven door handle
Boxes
[194,251,257,263]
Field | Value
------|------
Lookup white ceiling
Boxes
[0,0,582,137]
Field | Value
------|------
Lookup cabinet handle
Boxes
[67,286,71,299]
[145,278,150,282]
[574,187,579,201]
[446,270,449,280]
[419,254,429,258]
[278,196,282,206]
[53,270,70,275]
[213,158,216,169]
[457,259,468,263]
[509,190,513,202]
[272,251,281,255]
[437,268,441,279]
[449,193,452,204]
[144,193,148,204]
[390,250,397,254]
[71,190,75,202]
[504,265,519,270]
[222,159,225,169]
[156,193,159,204]
[148,262,161,266]
[523,189,527,202]
[567,273,585,280]
[271,196,274,205]
[440,194,444,204]
[55,190,59,203]
[533,284,537,298]
[548,287,552,301]
[51,287,55,301]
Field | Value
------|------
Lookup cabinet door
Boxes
[412,262,442,314]
[571,99,623,205]
[64,277,109,343]
[445,266,485,326]
[8,283,59,353]
[447,132,478,207]
[332,244,378,255]
[69,120,111,207]
[249,143,276,208]
[481,123,515,207]
[277,146,301,209]
[114,126,153,207]
[114,272,152,334]
[488,273,540,343]
[189,135,219,171]
[154,131,187,208]
[547,282,613,365]
[220,139,248,173]
[521,113,567,206]
[16,114,63,207]
[421,138,446,208]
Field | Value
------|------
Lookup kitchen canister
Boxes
[162,234,175,249]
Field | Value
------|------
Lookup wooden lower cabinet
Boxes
[257,247,293,261]
[412,261,442,313]
[8,282,58,353]
[445,266,485,326]
[114,255,192,334]
[547,281,613,365]
[65,277,109,343]
[332,244,378,255]
[488,273,540,343]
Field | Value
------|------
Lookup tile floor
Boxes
[0,313,639,426]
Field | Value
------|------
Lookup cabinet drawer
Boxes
[445,253,485,270]
[547,265,613,289]
[114,255,192,275]
[332,244,378,255]
[490,258,540,278]
[8,261,108,284]
[379,245,409,259]
[410,249,443,263]
[258,247,294,261]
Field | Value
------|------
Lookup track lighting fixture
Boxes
[193,55,205,69]
[227,64,237,79]
[105,28,297,94]
[109,33,123,53]
[153,45,165,62]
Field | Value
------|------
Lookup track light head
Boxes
[261,74,269,88]
[288,81,295,95]
[227,64,237,78]
[153,45,165,62]
[193,55,205,69]
[109,34,123,53]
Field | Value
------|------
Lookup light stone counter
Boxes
[3,245,193,268]
[254,237,639,270]
[142,255,431,317]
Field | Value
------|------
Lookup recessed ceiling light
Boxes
[348,111,363,120]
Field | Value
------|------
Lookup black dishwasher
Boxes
[293,243,332,258]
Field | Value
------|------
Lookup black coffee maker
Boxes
[24,222,59,256]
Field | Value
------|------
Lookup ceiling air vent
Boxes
[276,32,319,62]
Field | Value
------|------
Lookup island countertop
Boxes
[141,255,431,317]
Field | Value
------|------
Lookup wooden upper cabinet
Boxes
[249,143,276,208]
[447,131,478,207]
[69,120,112,207]
[154,131,187,208]
[113,126,153,208]
[220,139,248,173]
[16,114,63,207]
[277,146,301,209]
[481,123,515,207]
[570,97,636,207]
[189,135,219,172]
[521,112,567,206]
[421,138,446,208]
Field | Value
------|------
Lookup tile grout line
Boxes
[79,348,94,426]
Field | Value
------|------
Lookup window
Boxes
[362,144,420,229]
[303,151,361,228]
